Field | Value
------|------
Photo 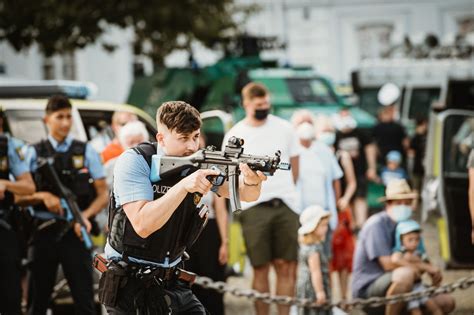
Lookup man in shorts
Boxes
[223,82,301,315]
[352,179,455,315]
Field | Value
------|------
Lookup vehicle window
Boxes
[4,109,81,144]
[444,115,474,175]
[78,109,157,144]
[358,88,380,117]
[408,88,440,120]
[286,78,337,104]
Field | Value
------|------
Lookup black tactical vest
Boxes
[33,139,96,212]
[108,142,206,264]
[0,135,13,210]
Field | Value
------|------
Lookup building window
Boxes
[62,52,76,80]
[42,57,55,80]
[356,23,394,60]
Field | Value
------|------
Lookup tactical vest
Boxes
[33,139,96,212]
[0,135,13,210]
[108,142,206,264]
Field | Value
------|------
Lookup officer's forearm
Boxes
[82,192,108,219]
[14,191,50,206]
[123,182,189,238]
[2,173,35,196]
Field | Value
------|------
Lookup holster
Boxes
[97,259,128,307]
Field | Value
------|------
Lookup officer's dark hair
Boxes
[45,95,72,115]
[242,82,268,102]
[157,101,201,135]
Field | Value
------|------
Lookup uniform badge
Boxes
[15,147,25,161]
[0,157,7,172]
[72,155,84,169]
[193,193,202,205]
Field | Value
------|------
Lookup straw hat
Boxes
[298,205,331,235]
[379,179,418,202]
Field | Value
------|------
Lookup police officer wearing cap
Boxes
[100,101,266,314]
[0,110,36,315]
[19,95,108,314]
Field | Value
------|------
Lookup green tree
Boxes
[0,0,256,64]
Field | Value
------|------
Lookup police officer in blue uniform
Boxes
[0,110,36,315]
[100,101,266,314]
[20,95,108,315]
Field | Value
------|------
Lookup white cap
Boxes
[378,83,400,106]
[298,205,331,235]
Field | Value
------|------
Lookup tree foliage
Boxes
[0,0,256,63]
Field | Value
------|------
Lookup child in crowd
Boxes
[391,220,443,315]
[380,150,408,186]
[296,205,332,315]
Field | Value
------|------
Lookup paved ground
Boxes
[224,218,474,315]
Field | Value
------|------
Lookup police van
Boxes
[0,80,157,146]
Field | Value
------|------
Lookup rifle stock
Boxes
[36,158,93,250]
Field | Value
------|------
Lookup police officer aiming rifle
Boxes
[99,101,267,314]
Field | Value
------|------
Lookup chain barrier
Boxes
[194,275,474,310]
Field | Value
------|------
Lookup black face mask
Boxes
[254,108,270,121]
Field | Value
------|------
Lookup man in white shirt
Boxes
[223,82,300,315]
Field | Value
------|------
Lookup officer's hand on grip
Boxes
[42,192,64,216]
[181,169,221,195]
[0,180,6,200]
[74,214,92,240]
[240,163,267,186]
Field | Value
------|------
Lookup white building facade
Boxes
[0,0,472,102]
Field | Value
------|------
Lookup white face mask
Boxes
[319,131,336,146]
[334,116,357,131]
[296,122,315,140]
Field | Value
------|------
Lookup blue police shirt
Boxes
[104,146,182,267]
[25,134,105,179]
[6,135,29,177]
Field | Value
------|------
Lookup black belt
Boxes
[259,198,284,208]
[93,254,196,284]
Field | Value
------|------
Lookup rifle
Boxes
[150,136,291,212]
[36,158,93,250]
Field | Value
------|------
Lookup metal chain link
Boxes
[194,275,474,310]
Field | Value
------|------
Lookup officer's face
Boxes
[156,127,200,156]
[45,108,72,140]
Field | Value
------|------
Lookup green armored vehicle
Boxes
[128,56,376,146]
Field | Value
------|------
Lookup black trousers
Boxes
[28,229,94,315]
[105,280,206,315]
[186,219,225,315]
[0,226,22,315]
